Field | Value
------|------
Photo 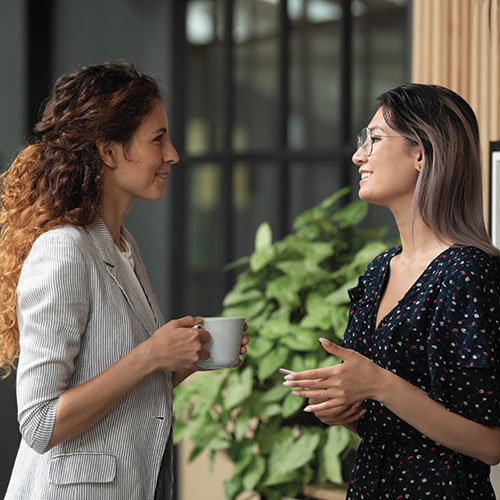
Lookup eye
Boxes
[371,135,382,143]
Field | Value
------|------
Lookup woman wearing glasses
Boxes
[283,84,500,499]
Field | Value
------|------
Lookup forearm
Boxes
[46,340,156,452]
[376,368,500,465]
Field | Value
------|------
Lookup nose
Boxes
[163,140,180,165]
[352,146,367,167]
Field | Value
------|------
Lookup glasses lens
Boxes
[358,128,371,155]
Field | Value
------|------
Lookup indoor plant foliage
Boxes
[173,188,389,500]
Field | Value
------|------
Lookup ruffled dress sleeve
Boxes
[426,251,500,426]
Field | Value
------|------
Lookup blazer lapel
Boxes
[85,218,159,335]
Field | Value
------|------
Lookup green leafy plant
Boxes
[173,187,390,500]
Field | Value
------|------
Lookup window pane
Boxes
[352,0,409,136]
[233,0,280,152]
[186,0,225,155]
[186,162,226,315]
[232,162,282,259]
[289,162,343,226]
[289,0,342,149]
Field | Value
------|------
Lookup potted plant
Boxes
[173,187,390,500]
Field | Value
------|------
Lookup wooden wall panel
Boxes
[412,0,500,220]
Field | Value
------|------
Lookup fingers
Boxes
[284,366,335,382]
[199,348,211,361]
[170,315,203,328]
[319,338,351,360]
[241,335,249,346]
[283,376,329,389]
[290,389,329,399]
[243,322,249,331]
[193,328,211,343]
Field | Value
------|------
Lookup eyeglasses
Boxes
[357,127,406,156]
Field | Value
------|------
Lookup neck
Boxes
[391,204,453,263]
[99,194,133,247]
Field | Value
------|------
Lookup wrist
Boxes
[133,338,159,376]
[371,363,392,404]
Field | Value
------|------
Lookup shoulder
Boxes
[438,247,500,313]
[364,245,400,277]
[27,225,91,263]
[441,246,500,291]
[33,224,88,246]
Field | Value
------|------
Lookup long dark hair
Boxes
[377,83,500,258]
[0,62,162,375]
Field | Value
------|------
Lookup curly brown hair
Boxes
[0,62,162,376]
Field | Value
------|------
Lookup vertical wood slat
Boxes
[412,0,500,222]
[490,0,500,139]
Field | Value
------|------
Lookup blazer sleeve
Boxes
[16,231,90,454]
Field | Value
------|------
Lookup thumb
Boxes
[319,338,350,360]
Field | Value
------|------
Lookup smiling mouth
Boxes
[156,173,169,179]
[361,172,372,180]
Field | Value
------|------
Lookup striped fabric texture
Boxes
[4,218,173,500]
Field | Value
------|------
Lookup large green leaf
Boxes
[255,222,273,251]
[234,407,252,441]
[233,443,254,476]
[260,318,291,339]
[279,326,319,352]
[223,288,264,307]
[332,200,368,228]
[224,475,243,500]
[247,336,274,359]
[265,274,300,309]
[223,367,253,410]
[242,455,266,491]
[286,238,334,263]
[300,291,335,330]
[257,345,290,380]
[250,246,275,273]
[266,431,321,483]
[256,419,282,455]
[320,186,351,209]
[322,426,351,484]
[325,277,358,306]
[282,391,305,418]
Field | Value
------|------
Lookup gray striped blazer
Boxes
[4,218,173,500]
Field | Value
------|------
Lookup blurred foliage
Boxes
[174,187,390,499]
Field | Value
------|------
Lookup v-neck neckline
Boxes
[373,245,453,332]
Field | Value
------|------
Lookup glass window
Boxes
[289,0,342,149]
[233,0,280,151]
[185,0,225,155]
[352,0,409,137]
[232,162,282,259]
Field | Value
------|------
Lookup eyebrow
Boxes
[369,125,385,133]
[153,127,167,135]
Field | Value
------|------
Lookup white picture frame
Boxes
[490,142,500,248]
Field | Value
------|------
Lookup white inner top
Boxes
[114,237,153,318]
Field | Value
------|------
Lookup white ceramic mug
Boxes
[195,317,245,370]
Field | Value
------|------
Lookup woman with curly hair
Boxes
[0,62,247,500]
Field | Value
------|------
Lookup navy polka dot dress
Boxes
[342,246,500,499]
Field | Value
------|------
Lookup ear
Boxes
[96,140,118,168]
[415,149,423,173]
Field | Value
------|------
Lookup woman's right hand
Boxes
[306,397,366,426]
[148,315,211,372]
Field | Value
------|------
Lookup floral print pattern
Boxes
[342,246,500,499]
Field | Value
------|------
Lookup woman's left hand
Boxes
[283,338,385,409]
[234,323,249,367]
